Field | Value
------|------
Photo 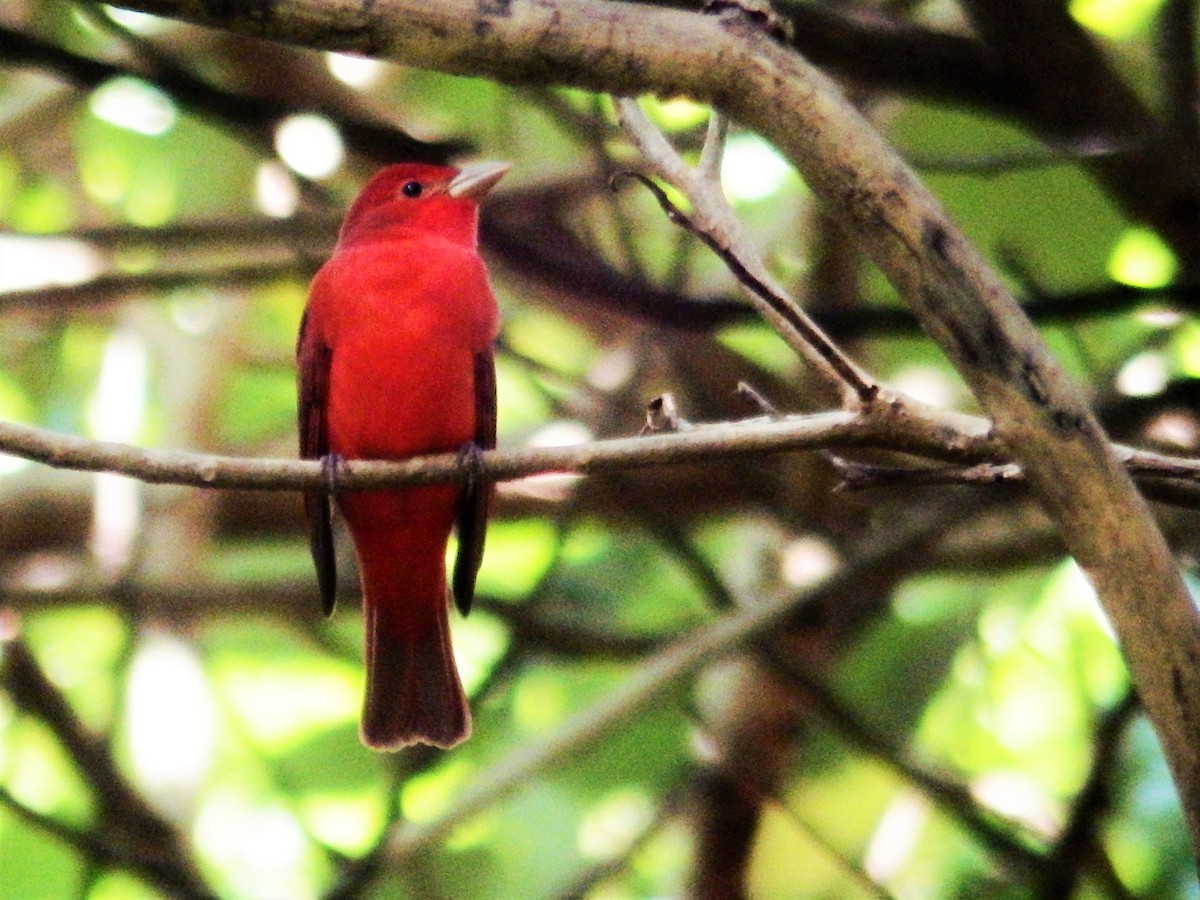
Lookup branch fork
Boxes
[612,98,879,408]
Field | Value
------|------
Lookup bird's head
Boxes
[337,161,510,248]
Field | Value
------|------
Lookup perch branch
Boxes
[0,408,996,491]
[6,407,1200,506]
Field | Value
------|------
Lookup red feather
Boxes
[298,162,506,749]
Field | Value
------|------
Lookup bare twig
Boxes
[7,406,1200,505]
[0,408,997,491]
[828,457,1024,492]
[613,98,878,405]
[698,110,728,181]
[735,382,780,417]
[612,168,879,404]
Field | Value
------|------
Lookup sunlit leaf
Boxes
[1108,227,1177,289]
[11,177,76,233]
[475,518,559,601]
[715,321,796,376]
[1070,0,1165,39]
[0,805,83,898]
[22,608,126,730]
[296,791,387,855]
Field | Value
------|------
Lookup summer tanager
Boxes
[297,161,507,749]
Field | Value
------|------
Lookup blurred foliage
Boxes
[1,0,1200,898]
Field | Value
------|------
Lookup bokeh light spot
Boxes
[275,113,345,179]
[1107,227,1177,288]
[90,77,177,136]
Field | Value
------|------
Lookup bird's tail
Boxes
[345,487,471,750]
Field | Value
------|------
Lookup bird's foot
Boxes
[321,453,347,496]
[456,441,486,493]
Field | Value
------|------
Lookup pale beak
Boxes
[448,161,511,200]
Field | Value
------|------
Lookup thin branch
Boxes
[827,450,1200,510]
[828,457,1025,492]
[735,381,781,417]
[613,168,879,404]
[613,98,878,405]
[0,408,1000,491]
[7,405,1200,505]
[908,143,1121,176]
[0,262,306,314]
[1037,690,1140,899]
[698,109,728,182]
[3,216,337,252]
[2,578,319,618]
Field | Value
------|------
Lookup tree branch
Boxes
[0,407,997,490]
[8,405,1200,506]
[612,96,868,399]
[610,99,878,405]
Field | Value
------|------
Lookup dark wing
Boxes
[451,348,496,616]
[297,309,338,616]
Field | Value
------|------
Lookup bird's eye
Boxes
[401,180,423,198]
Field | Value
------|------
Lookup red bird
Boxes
[297,161,507,749]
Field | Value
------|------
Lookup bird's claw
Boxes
[321,453,347,496]
[457,442,485,490]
